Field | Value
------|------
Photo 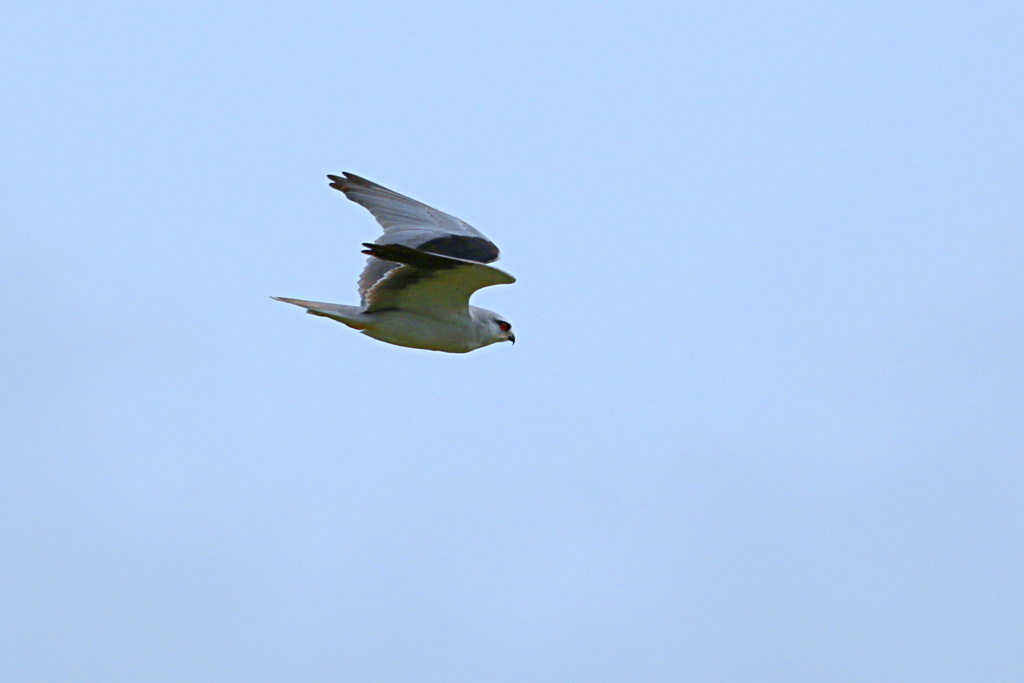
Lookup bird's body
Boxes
[274,173,516,353]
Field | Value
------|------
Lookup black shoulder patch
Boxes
[418,235,499,264]
[362,243,462,270]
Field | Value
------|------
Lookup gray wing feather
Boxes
[328,172,486,241]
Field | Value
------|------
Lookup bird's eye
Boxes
[497,321,511,332]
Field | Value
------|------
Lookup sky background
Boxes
[3,1,1023,681]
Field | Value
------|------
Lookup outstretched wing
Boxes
[328,173,503,303]
[360,243,515,317]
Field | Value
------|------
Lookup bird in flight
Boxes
[274,173,516,353]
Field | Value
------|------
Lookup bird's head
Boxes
[495,318,515,345]
[475,308,515,347]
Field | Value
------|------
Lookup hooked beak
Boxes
[508,332,515,345]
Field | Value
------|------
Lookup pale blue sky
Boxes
[3,1,1023,681]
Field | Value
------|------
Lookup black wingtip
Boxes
[326,175,345,193]
[328,172,373,193]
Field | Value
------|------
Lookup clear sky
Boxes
[3,1,1023,681]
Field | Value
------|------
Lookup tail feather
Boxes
[272,297,369,330]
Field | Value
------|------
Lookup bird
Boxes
[274,173,516,353]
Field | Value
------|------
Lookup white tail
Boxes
[272,297,368,329]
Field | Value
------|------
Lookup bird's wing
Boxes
[328,172,500,260]
[328,173,503,303]
[360,243,515,317]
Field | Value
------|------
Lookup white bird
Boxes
[274,173,516,353]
